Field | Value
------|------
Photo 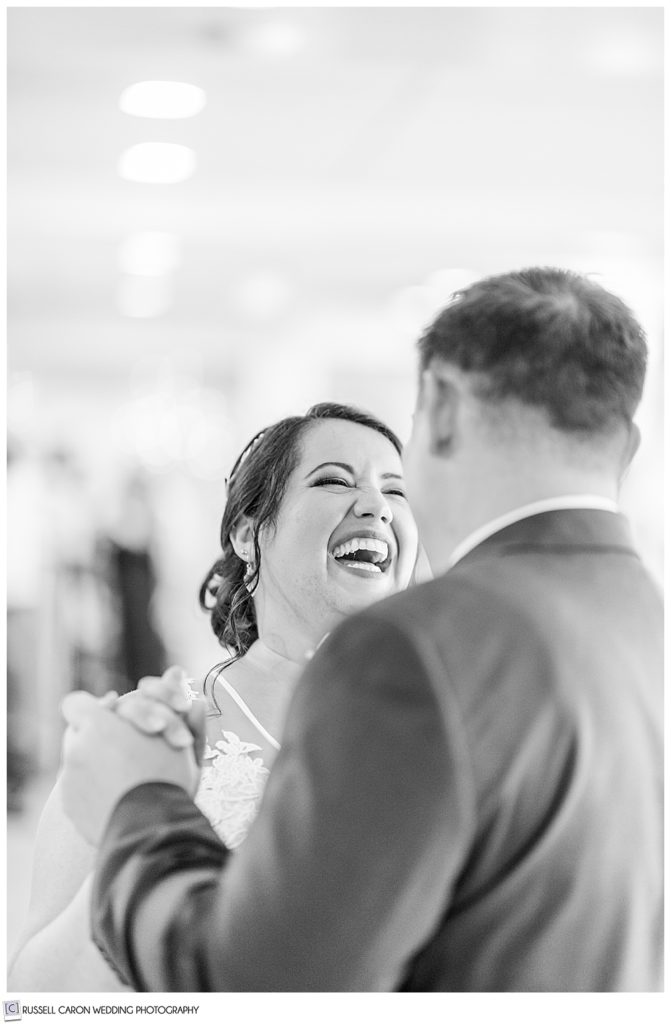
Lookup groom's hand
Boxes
[115,666,207,765]
[60,690,205,847]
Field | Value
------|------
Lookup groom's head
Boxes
[404,267,648,564]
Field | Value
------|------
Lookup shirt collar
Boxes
[447,495,620,570]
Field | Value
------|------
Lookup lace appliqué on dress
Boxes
[195,730,270,849]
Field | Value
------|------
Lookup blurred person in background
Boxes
[60,268,661,992]
[8,402,419,990]
[26,448,136,773]
[41,449,116,702]
[6,439,45,810]
[102,470,167,694]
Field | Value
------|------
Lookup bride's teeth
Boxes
[340,561,382,573]
[332,537,389,561]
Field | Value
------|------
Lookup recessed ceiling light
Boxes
[587,32,660,78]
[118,232,181,276]
[119,81,206,119]
[245,21,307,58]
[117,275,172,318]
[235,271,293,321]
[118,143,196,184]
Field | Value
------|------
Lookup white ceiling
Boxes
[7,6,664,387]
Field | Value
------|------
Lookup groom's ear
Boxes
[618,421,641,482]
[423,365,460,458]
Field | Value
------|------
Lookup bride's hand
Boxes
[61,691,204,846]
[114,666,207,765]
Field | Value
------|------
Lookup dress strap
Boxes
[216,677,281,751]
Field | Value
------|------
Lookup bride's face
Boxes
[252,419,418,640]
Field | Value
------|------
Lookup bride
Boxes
[9,401,419,990]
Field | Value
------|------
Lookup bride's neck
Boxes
[252,600,336,670]
[242,636,310,682]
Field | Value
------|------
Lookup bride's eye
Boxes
[385,487,407,499]
[313,477,351,488]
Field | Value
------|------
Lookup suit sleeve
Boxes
[91,612,475,991]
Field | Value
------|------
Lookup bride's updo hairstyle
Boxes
[199,402,402,659]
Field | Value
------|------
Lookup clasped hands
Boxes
[60,667,206,847]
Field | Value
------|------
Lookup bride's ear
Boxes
[229,516,255,560]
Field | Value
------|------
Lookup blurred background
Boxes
[5,5,663,954]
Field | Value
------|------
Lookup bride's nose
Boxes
[352,485,393,524]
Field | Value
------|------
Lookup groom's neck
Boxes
[424,454,620,577]
[416,394,630,577]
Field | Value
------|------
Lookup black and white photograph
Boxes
[5,2,664,1008]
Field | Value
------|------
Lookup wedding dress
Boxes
[194,676,281,848]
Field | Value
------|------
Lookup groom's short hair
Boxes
[418,267,648,434]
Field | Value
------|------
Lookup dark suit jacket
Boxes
[92,510,663,991]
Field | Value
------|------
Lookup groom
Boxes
[60,267,663,991]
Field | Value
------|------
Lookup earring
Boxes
[244,561,254,582]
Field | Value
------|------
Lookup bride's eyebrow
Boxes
[304,462,353,479]
[304,463,404,481]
